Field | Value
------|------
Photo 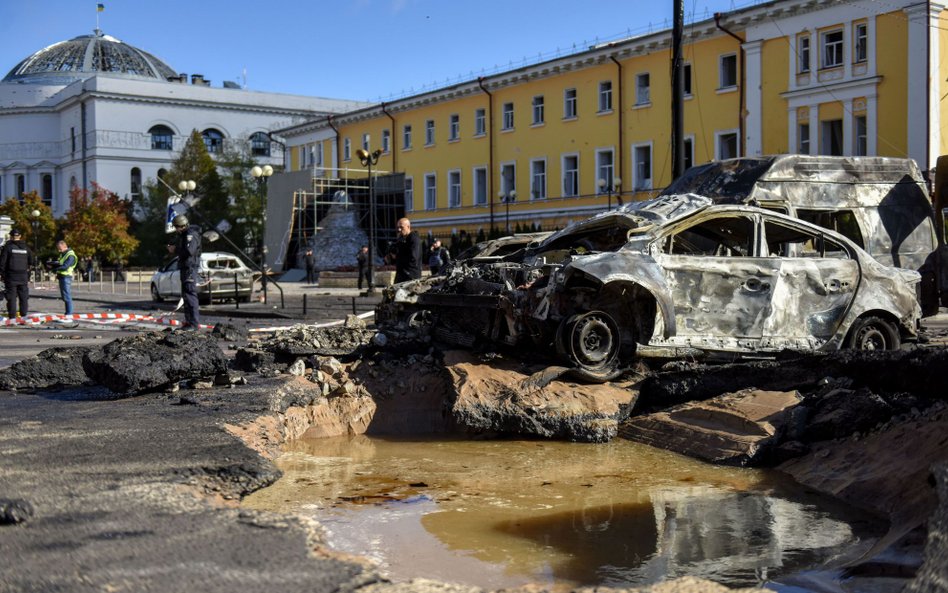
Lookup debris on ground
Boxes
[0,346,94,391]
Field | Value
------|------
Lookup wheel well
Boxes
[591,281,657,345]
[845,309,904,339]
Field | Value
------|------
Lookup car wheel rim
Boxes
[855,325,886,350]
[567,312,618,368]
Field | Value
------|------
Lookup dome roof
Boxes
[3,30,178,83]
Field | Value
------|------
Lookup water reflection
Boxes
[243,435,882,589]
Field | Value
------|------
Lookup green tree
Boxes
[0,192,56,258]
[62,184,138,263]
[217,146,267,262]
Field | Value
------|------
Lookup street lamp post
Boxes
[250,165,273,302]
[612,177,622,209]
[356,147,382,294]
[598,177,622,210]
[30,209,40,282]
[499,190,516,234]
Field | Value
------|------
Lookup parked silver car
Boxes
[378,195,922,380]
[151,251,254,304]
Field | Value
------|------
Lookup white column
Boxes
[903,3,944,170]
[843,99,853,156]
[867,94,878,156]
[743,40,763,156]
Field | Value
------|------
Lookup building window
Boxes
[16,174,25,198]
[202,128,223,153]
[562,154,579,197]
[474,108,486,136]
[473,167,488,206]
[249,132,270,157]
[42,174,53,205]
[821,120,843,155]
[449,114,460,141]
[719,54,737,89]
[684,137,694,171]
[405,177,414,212]
[564,88,577,119]
[598,81,613,112]
[798,35,811,73]
[854,22,867,63]
[403,125,412,149]
[532,96,545,125]
[635,73,650,105]
[425,120,435,145]
[361,133,370,151]
[683,64,692,96]
[129,168,141,200]
[633,144,652,190]
[316,143,324,167]
[448,170,461,207]
[502,102,514,130]
[343,138,351,161]
[596,150,614,193]
[71,127,77,154]
[530,159,546,200]
[424,173,437,209]
[716,131,739,160]
[799,123,811,154]
[854,115,867,156]
[382,129,391,153]
[500,163,516,197]
[149,125,174,150]
[821,29,844,69]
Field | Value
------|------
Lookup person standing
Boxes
[0,228,34,319]
[52,240,77,315]
[428,239,451,276]
[386,218,421,283]
[173,214,202,330]
[304,248,316,284]
[356,245,371,290]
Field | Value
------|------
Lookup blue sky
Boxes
[1,0,760,102]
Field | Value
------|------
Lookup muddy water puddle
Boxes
[243,436,882,590]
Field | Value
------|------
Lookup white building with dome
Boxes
[0,29,367,216]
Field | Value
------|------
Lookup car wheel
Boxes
[846,315,900,351]
[238,294,252,303]
[556,310,623,381]
[150,284,163,302]
[198,294,211,306]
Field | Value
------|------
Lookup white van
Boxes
[661,155,944,316]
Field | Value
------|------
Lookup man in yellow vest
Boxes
[52,240,77,315]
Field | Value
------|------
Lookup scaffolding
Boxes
[282,167,405,270]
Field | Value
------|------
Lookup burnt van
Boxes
[661,155,944,316]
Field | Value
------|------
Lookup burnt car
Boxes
[151,251,255,304]
[378,195,922,380]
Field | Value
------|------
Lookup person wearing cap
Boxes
[173,213,202,329]
[0,228,35,319]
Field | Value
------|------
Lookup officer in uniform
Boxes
[0,228,35,319]
[51,240,78,315]
[173,214,202,329]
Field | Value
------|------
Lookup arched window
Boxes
[70,176,78,189]
[202,128,223,154]
[250,132,270,157]
[157,168,168,181]
[130,168,142,199]
[42,174,53,205]
[149,125,174,150]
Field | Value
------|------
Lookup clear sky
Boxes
[1,0,761,102]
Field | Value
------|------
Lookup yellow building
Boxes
[271,0,944,263]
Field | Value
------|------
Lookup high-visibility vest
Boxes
[57,249,77,276]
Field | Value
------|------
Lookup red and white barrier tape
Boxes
[0,312,213,330]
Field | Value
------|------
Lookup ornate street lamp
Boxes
[250,165,273,301]
[356,147,382,293]
[30,209,40,282]
[499,190,516,234]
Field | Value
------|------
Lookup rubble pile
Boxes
[235,316,377,374]
[0,346,94,391]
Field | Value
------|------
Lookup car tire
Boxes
[846,315,900,351]
[150,284,163,303]
[556,310,623,381]
[198,294,211,306]
[238,294,252,303]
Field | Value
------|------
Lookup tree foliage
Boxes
[0,192,56,257]
[62,184,138,263]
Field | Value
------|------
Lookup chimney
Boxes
[191,74,209,86]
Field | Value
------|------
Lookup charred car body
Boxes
[662,155,944,315]
[378,195,922,380]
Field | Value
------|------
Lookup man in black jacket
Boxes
[0,228,35,319]
[386,218,421,283]
[173,214,202,329]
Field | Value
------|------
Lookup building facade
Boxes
[277,0,946,244]
[0,30,368,217]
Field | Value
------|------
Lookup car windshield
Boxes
[205,257,243,270]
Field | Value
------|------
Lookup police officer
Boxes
[52,240,78,315]
[0,228,35,319]
[173,214,202,329]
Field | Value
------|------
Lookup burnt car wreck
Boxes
[377,194,923,381]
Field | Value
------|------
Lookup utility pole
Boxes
[671,0,685,180]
